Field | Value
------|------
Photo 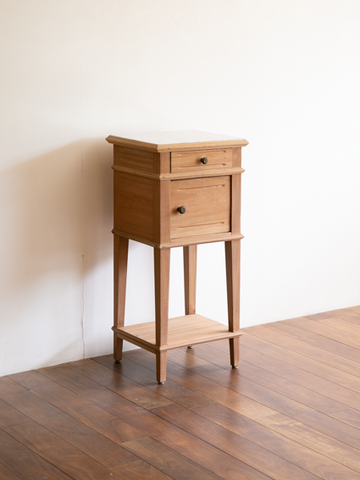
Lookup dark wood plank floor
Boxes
[1,305,360,480]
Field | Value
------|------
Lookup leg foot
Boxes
[156,351,167,384]
[187,346,193,349]
[229,337,240,368]
[114,335,123,363]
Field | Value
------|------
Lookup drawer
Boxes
[170,176,230,239]
[171,149,232,173]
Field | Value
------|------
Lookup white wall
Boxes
[1,0,360,377]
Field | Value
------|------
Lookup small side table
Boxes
[106,131,248,383]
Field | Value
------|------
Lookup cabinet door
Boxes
[170,176,230,239]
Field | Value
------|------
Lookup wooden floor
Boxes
[1,306,360,479]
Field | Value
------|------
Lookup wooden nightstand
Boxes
[106,131,248,383]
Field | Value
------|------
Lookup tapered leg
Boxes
[229,338,240,368]
[225,239,240,368]
[184,245,197,315]
[154,247,170,383]
[156,351,168,384]
[113,235,129,362]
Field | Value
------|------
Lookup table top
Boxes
[106,130,248,152]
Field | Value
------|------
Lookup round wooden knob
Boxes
[177,206,186,214]
[200,157,208,164]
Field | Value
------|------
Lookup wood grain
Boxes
[112,164,244,181]
[40,362,172,411]
[1,389,141,470]
[265,319,360,364]
[114,171,155,242]
[154,247,170,383]
[0,401,123,480]
[113,228,243,249]
[2,305,360,480]
[94,354,212,409]
[106,131,248,152]
[0,429,71,480]
[170,176,230,239]
[114,315,242,353]
[152,403,325,480]
[286,316,360,350]
[113,235,128,361]
[240,333,360,394]
[325,305,360,324]
[10,370,147,443]
[183,244,197,315]
[121,436,223,480]
[188,341,354,414]
[246,324,360,378]
[225,239,240,367]
[0,462,22,480]
[154,179,170,245]
[120,410,273,480]
[127,334,360,475]
[110,131,246,383]
[171,149,232,173]
[318,316,360,336]
[114,145,157,172]
[112,460,173,480]
[192,402,360,480]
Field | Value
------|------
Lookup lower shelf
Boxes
[113,314,242,353]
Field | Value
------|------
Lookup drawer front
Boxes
[171,149,232,173]
[170,176,230,239]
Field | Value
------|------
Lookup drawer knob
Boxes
[177,206,186,214]
[200,157,208,164]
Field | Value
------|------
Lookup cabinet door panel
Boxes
[170,176,230,239]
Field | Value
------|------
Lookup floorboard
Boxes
[1,305,360,479]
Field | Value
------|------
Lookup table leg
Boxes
[225,239,240,368]
[184,245,197,315]
[154,247,170,383]
[113,236,129,362]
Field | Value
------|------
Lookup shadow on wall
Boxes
[0,139,113,374]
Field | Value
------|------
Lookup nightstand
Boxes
[106,131,248,383]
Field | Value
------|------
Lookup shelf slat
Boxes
[113,314,242,352]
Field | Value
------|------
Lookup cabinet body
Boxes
[107,131,248,383]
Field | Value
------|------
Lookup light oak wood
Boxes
[225,239,241,367]
[108,131,247,382]
[114,145,157,173]
[155,179,171,246]
[113,315,242,352]
[107,130,249,152]
[231,175,241,235]
[232,147,242,168]
[154,248,170,383]
[158,152,171,175]
[114,172,155,242]
[184,245,197,315]
[170,176,231,239]
[112,228,243,249]
[113,236,129,362]
[171,149,232,173]
[112,164,244,181]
